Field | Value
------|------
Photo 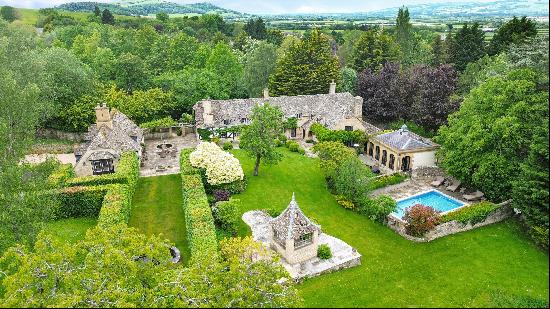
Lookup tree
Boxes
[446,23,486,71]
[430,34,445,66]
[103,86,176,124]
[244,17,267,40]
[395,7,415,66]
[93,5,101,17]
[0,6,19,22]
[269,29,340,96]
[101,9,114,25]
[337,30,362,67]
[113,52,149,93]
[436,69,548,203]
[334,158,374,205]
[206,42,245,99]
[488,16,537,56]
[243,41,277,97]
[239,103,284,176]
[351,30,400,73]
[167,33,199,71]
[339,67,358,95]
[156,12,169,22]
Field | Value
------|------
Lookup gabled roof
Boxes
[373,124,439,151]
[75,111,142,161]
[194,92,363,130]
[271,193,320,240]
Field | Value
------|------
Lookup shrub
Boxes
[334,158,373,202]
[212,198,240,235]
[313,141,357,178]
[305,139,315,144]
[274,139,283,147]
[278,134,287,143]
[368,172,408,191]
[310,123,366,145]
[297,147,306,155]
[317,244,332,260]
[357,195,397,223]
[140,117,177,129]
[335,195,355,210]
[197,128,212,141]
[288,141,299,152]
[180,148,200,175]
[209,177,247,194]
[222,141,233,150]
[403,204,442,237]
[528,225,549,251]
[441,201,500,225]
[48,164,75,188]
[213,189,231,202]
[189,142,244,186]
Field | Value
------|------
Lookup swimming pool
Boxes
[392,190,467,220]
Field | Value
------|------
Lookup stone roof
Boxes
[271,193,321,240]
[75,111,142,161]
[373,124,439,151]
[362,121,382,135]
[194,93,363,130]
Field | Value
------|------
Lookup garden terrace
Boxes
[230,148,549,307]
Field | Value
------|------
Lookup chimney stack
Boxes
[329,80,336,94]
[263,87,269,99]
[95,103,113,129]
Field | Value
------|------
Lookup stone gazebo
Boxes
[270,193,321,264]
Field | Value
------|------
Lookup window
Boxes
[295,113,302,118]
[240,118,248,124]
[345,126,353,131]
[294,233,313,249]
[273,230,286,248]
[291,128,297,138]
[368,143,374,157]
[381,150,388,166]
[223,119,230,125]
[91,159,114,175]
[389,154,395,170]
[375,146,380,160]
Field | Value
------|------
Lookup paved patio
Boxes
[370,177,469,203]
[140,134,198,177]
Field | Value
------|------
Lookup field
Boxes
[231,148,549,307]
[129,174,191,264]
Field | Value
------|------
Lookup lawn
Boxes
[231,148,549,308]
[129,174,190,264]
[42,217,97,243]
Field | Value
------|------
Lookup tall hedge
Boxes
[55,185,111,219]
[65,152,139,189]
[180,150,219,264]
[97,184,133,227]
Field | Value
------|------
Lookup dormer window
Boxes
[345,126,353,131]
[241,118,249,124]
[223,119,230,125]
[295,113,302,118]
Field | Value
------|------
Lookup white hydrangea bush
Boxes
[190,142,244,185]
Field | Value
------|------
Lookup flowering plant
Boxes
[190,142,244,185]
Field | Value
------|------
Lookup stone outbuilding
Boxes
[74,104,143,176]
[193,82,370,141]
[270,193,321,264]
[366,124,439,172]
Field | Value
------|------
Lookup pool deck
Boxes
[371,178,469,205]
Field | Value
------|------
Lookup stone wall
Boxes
[143,125,194,140]
[37,128,85,142]
[411,166,446,180]
[387,201,514,242]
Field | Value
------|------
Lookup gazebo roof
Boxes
[271,193,320,240]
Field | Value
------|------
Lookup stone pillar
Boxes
[329,80,336,94]
[95,103,112,129]
[263,88,269,99]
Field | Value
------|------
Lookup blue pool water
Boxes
[392,190,466,219]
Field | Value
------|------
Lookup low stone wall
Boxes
[37,128,85,142]
[387,201,514,242]
[411,166,446,180]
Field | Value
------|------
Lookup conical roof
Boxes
[271,193,320,240]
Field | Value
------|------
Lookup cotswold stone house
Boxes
[366,124,439,172]
[193,82,373,140]
[74,104,143,176]
[270,194,321,264]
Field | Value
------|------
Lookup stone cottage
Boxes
[366,124,439,172]
[193,82,374,140]
[74,104,143,176]
[270,193,321,264]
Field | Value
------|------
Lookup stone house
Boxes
[270,194,321,265]
[365,124,439,173]
[74,104,143,176]
[193,82,373,141]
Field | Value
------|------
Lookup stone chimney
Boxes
[95,103,113,129]
[329,80,336,94]
[263,87,269,99]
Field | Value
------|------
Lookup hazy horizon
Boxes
[0,0,513,15]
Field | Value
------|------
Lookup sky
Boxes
[0,0,500,14]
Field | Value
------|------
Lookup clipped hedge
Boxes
[55,185,111,219]
[182,174,219,263]
[65,152,139,188]
[441,201,500,225]
[310,123,367,145]
[179,148,200,175]
[97,184,132,227]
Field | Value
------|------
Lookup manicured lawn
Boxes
[42,217,97,243]
[129,174,190,264]
[231,148,549,308]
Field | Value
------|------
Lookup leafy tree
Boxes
[103,86,176,124]
[266,29,284,46]
[156,12,169,22]
[269,29,340,96]
[430,34,445,66]
[93,5,101,17]
[71,31,116,81]
[351,30,400,73]
[0,6,19,22]
[436,69,548,203]
[114,52,149,93]
[101,9,115,25]
[243,41,277,97]
[488,16,537,56]
[506,35,549,90]
[395,7,415,65]
[457,54,509,96]
[244,17,267,40]
[334,158,374,205]
[339,67,358,95]
[240,103,284,176]
[167,33,200,71]
[337,30,362,67]
[446,23,486,71]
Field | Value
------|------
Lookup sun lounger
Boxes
[446,180,462,192]
[463,191,485,201]
[431,176,445,187]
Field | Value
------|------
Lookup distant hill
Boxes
[56,0,250,19]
